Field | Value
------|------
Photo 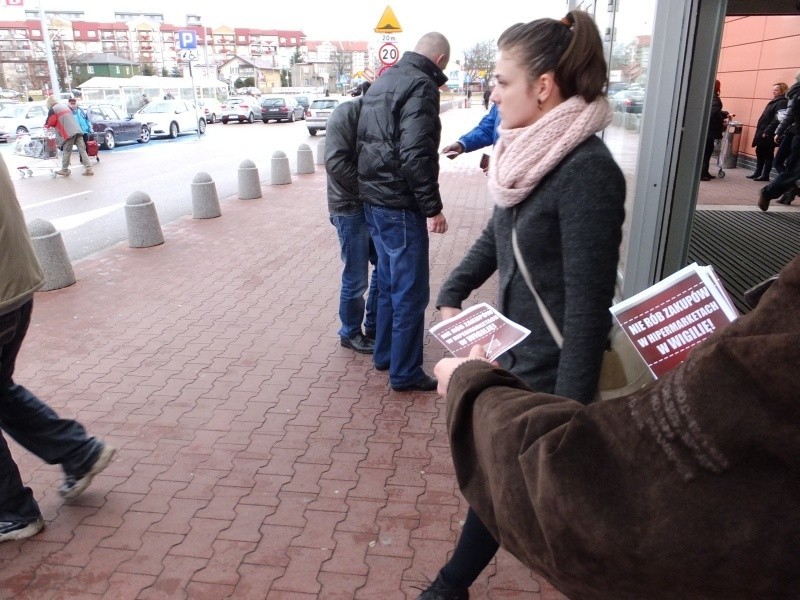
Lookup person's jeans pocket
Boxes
[370,206,407,254]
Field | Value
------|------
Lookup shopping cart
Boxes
[715,113,735,179]
[13,129,60,177]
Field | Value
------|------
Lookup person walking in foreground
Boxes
[419,11,625,599]
[0,156,114,543]
[44,95,93,177]
[356,32,451,392]
[700,80,725,181]
[746,82,787,182]
[432,255,800,600]
[325,81,377,355]
[759,70,800,211]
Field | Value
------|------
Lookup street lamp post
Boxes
[37,1,60,96]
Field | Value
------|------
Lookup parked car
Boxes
[135,99,206,138]
[197,98,223,124]
[293,95,310,111]
[611,89,645,114]
[220,96,260,124]
[260,95,305,123]
[306,97,347,136]
[0,101,47,142]
[85,104,150,149]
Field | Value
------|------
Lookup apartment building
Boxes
[0,8,369,95]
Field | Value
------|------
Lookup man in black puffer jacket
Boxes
[356,32,450,392]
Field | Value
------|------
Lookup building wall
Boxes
[717,15,800,160]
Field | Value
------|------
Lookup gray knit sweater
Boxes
[437,136,625,404]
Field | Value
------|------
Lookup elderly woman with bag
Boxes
[417,11,625,599]
[747,82,788,181]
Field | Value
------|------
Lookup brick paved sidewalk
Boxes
[1,166,568,599]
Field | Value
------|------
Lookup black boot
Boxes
[746,160,763,179]
[416,574,469,600]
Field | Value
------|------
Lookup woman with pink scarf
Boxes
[419,11,625,599]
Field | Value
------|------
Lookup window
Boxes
[115,66,120,74]
[88,66,95,74]
[89,31,96,38]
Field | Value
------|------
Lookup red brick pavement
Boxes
[0,165,569,599]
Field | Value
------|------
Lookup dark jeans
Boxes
[701,135,716,176]
[439,507,500,588]
[0,300,100,524]
[330,211,378,340]
[763,134,800,201]
[364,204,429,387]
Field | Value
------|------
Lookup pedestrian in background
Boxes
[747,82,787,181]
[68,97,92,146]
[325,81,377,355]
[356,32,450,392]
[44,95,93,177]
[700,80,726,181]
[759,70,800,210]
[0,156,115,544]
[420,10,625,598]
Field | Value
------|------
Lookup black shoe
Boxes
[364,329,376,341]
[754,175,770,182]
[746,172,760,179]
[59,443,116,499]
[0,517,44,543]
[758,188,770,212]
[374,363,389,371]
[415,574,469,600]
[700,174,713,181]
[392,374,438,392]
[340,333,374,354]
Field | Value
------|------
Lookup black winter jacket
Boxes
[356,52,447,217]
[776,82,800,139]
[752,94,787,148]
[325,98,362,215]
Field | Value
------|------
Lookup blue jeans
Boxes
[330,211,378,339]
[0,300,100,524]
[364,204,430,387]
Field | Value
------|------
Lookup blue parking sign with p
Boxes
[178,30,197,49]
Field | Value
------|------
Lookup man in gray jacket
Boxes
[0,156,114,543]
[325,82,377,354]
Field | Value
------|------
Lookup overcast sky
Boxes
[29,0,569,56]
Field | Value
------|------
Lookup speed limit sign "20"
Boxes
[379,43,399,66]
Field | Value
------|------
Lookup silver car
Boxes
[306,98,348,136]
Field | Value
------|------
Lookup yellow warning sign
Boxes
[374,6,402,33]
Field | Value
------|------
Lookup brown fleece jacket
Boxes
[446,255,800,599]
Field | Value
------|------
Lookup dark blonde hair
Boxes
[775,82,789,95]
[497,10,607,102]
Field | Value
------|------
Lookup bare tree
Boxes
[462,40,496,89]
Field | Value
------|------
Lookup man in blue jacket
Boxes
[440,103,499,166]
[356,32,450,392]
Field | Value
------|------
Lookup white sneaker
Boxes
[0,517,44,543]
[59,444,116,499]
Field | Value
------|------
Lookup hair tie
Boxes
[560,13,575,28]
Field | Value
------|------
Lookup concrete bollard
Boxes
[271,150,292,185]
[238,159,262,200]
[125,191,164,248]
[316,139,326,166]
[191,171,221,218]
[26,219,76,291]
[296,143,315,174]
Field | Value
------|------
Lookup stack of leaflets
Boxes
[610,263,739,379]
[429,302,530,362]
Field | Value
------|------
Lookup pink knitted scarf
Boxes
[488,96,613,208]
